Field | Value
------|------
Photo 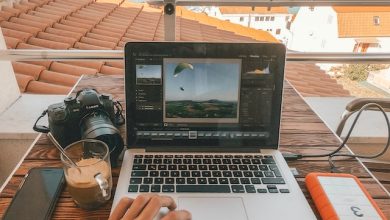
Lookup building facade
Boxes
[206,6,293,45]
[289,6,390,53]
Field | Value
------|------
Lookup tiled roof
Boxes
[219,6,289,14]
[0,0,349,97]
[334,6,390,37]
[285,63,350,97]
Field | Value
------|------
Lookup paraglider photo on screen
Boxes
[135,65,162,85]
[163,58,241,124]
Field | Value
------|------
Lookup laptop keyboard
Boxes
[128,154,289,194]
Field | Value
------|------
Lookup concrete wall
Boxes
[0,27,20,114]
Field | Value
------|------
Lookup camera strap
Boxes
[114,101,125,126]
[33,109,50,133]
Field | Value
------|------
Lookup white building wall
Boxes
[0,27,20,114]
[289,7,355,52]
[205,7,292,44]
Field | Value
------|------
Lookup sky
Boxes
[164,60,241,102]
[136,65,161,79]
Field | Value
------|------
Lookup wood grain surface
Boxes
[1,75,389,219]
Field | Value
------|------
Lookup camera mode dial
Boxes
[64,97,76,104]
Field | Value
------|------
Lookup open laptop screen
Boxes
[125,42,286,149]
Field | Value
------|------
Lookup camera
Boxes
[34,88,125,167]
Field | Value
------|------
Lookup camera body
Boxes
[47,89,124,167]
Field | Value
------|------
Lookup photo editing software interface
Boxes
[133,54,280,144]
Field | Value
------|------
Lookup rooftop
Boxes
[0,0,349,97]
[334,6,390,37]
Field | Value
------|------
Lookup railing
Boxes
[1,50,390,63]
[148,0,390,6]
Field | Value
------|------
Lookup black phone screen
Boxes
[3,168,65,220]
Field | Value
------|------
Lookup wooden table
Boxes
[1,75,390,219]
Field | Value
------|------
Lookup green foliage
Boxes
[338,64,389,81]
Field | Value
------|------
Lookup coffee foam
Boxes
[66,158,110,188]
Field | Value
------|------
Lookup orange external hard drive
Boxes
[306,172,387,220]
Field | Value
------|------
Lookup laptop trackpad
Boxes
[178,197,248,220]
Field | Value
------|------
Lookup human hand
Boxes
[109,194,191,220]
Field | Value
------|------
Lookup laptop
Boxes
[112,42,316,220]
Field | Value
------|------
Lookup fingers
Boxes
[109,197,134,220]
[122,194,155,220]
[161,210,192,220]
[136,195,177,220]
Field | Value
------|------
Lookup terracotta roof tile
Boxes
[12,62,45,80]
[80,37,117,49]
[26,81,71,94]
[95,24,126,33]
[285,63,350,97]
[35,6,70,18]
[90,28,122,39]
[105,61,124,69]
[25,61,53,69]
[29,0,51,7]
[15,73,34,92]
[66,16,99,25]
[9,17,49,30]
[4,36,22,49]
[50,62,98,76]
[100,65,123,75]
[28,37,71,49]
[70,12,102,23]
[45,27,83,40]
[0,10,15,20]
[0,21,41,36]
[16,42,47,49]
[28,10,63,22]
[14,3,32,13]
[73,41,112,50]
[61,19,94,30]
[36,32,77,46]
[39,70,80,87]
[52,23,89,35]
[86,32,119,43]
[333,6,390,13]
[2,1,288,95]
[15,2,38,12]
[1,6,21,17]
[19,13,56,26]
[64,61,104,71]
[1,28,33,41]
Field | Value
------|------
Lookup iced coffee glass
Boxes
[61,139,112,210]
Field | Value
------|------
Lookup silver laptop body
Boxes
[112,42,316,220]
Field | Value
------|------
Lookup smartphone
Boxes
[3,167,65,220]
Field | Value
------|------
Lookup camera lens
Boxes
[80,114,124,167]
[164,3,175,15]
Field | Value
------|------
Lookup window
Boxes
[276,29,281,35]
[373,16,380,25]
[260,16,264,21]
[285,16,290,22]
[265,16,270,21]
[327,15,333,24]
[255,16,259,21]
[321,39,327,48]
[240,17,244,22]
[270,16,275,21]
